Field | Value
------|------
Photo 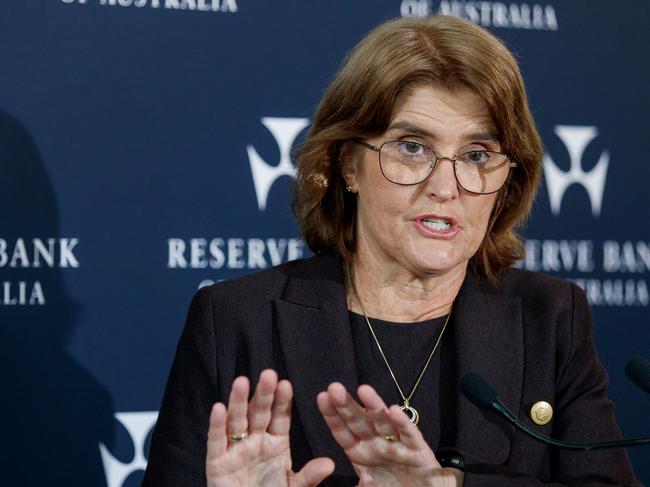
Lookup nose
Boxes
[424,156,459,200]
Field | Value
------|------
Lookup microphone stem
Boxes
[492,400,650,451]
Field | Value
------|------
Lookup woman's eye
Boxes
[399,141,424,156]
[463,150,489,163]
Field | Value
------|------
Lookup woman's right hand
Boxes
[206,369,335,487]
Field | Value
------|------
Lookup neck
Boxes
[346,253,466,323]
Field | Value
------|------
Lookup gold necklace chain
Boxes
[348,265,452,426]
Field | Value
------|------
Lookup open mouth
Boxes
[420,217,452,231]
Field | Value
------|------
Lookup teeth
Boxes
[422,218,451,231]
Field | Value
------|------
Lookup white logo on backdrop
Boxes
[0,238,80,306]
[61,0,239,12]
[401,1,559,30]
[99,411,158,487]
[246,117,310,211]
[543,125,609,217]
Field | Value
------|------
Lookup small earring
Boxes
[345,185,352,192]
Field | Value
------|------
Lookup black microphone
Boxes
[625,356,650,394]
[460,372,650,451]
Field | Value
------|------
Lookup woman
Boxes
[143,15,640,487]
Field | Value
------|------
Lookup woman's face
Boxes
[344,84,500,279]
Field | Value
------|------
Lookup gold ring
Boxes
[383,433,400,442]
[228,431,248,442]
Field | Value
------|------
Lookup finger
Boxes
[357,384,397,438]
[316,391,358,449]
[248,369,278,433]
[226,376,250,439]
[268,379,293,435]
[290,457,335,487]
[206,402,228,460]
[386,404,430,451]
[327,382,375,439]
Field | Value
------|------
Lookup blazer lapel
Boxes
[451,272,524,465]
[275,254,358,475]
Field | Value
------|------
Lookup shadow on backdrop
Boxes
[0,111,114,486]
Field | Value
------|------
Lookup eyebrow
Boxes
[386,121,435,139]
[386,120,499,143]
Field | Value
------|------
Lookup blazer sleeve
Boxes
[463,283,642,487]
[142,287,218,486]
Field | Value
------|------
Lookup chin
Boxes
[410,258,456,275]
[416,252,467,274]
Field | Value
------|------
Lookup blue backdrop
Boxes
[1,1,648,485]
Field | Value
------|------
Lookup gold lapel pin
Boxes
[530,401,553,425]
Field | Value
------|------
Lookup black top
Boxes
[349,311,448,451]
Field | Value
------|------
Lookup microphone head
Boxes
[625,355,650,394]
[460,372,499,409]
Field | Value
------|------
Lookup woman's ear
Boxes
[340,143,360,193]
[342,168,357,193]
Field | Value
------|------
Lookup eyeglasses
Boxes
[354,139,516,195]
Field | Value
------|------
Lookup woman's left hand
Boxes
[317,383,463,487]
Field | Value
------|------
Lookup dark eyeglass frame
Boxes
[353,139,517,195]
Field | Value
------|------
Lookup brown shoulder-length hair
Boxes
[293,15,542,285]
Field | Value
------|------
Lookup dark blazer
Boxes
[143,254,641,486]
